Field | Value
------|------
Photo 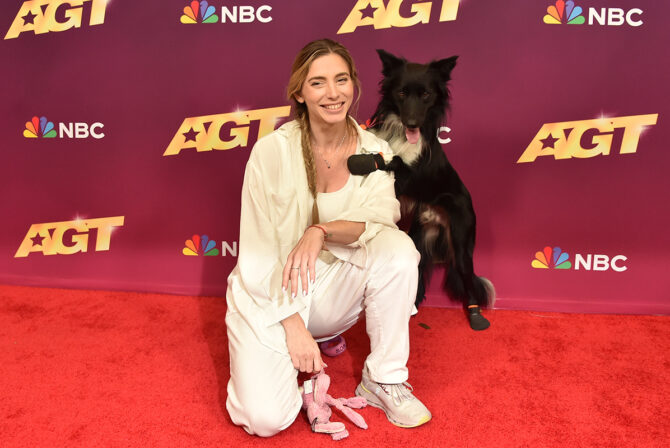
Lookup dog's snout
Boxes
[401,101,425,129]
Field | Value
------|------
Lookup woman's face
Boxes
[295,53,354,128]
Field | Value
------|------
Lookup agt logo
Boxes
[180,1,272,24]
[183,235,237,257]
[338,0,459,34]
[23,116,105,139]
[517,114,658,163]
[543,1,643,27]
[164,106,291,156]
[5,0,108,40]
[532,246,627,272]
[15,216,124,258]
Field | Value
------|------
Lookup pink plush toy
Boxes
[301,370,368,440]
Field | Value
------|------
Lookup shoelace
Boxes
[379,382,415,407]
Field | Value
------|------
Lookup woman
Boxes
[225,39,431,437]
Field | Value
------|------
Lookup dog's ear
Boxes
[429,56,458,83]
[376,49,405,76]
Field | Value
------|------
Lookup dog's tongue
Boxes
[405,127,420,144]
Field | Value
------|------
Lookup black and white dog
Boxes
[351,50,494,330]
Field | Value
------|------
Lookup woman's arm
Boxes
[281,312,324,374]
[325,169,401,268]
[309,220,365,245]
[281,220,365,298]
[240,138,324,372]
[236,140,307,326]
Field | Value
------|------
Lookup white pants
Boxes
[225,228,419,437]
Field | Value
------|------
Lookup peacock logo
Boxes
[532,246,572,269]
[23,116,56,138]
[180,1,219,23]
[183,235,220,256]
[543,1,585,24]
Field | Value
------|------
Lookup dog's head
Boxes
[376,49,457,143]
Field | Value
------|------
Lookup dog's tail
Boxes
[478,276,496,308]
[444,270,495,309]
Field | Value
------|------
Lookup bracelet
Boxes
[308,224,328,239]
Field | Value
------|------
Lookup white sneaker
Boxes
[355,367,431,428]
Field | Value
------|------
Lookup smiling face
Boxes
[294,53,354,128]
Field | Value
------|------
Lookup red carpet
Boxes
[1,284,668,447]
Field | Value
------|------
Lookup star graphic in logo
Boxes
[540,133,559,149]
[22,10,37,25]
[31,233,45,246]
[359,4,377,19]
[183,127,199,142]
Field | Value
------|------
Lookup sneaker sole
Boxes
[355,383,431,428]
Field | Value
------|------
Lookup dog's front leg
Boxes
[386,156,413,196]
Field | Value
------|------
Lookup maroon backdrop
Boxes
[1,0,669,314]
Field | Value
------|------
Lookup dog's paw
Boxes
[468,306,491,331]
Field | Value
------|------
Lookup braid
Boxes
[297,111,320,224]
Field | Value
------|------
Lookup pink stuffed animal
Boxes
[301,370,368,440]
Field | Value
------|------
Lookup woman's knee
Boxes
[241,406,298,437]
[368,229,420,271]
[227,383,301,437]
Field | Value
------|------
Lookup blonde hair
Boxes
[286,38,361,224]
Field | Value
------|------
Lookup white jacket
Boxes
[226,119,400,354]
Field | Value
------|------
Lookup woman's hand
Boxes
[282,226,325,297]
[281,313,324,373]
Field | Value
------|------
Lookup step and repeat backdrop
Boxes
[1,0,668,314]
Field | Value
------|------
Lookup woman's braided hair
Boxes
[286,39,361,224]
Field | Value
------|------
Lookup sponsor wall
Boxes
[1,0,668,314]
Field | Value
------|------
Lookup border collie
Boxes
[363,50,494,331]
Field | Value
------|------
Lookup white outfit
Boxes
[315,174,354,224]
[225,119,420,437]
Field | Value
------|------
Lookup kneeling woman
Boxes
[225,38,431,437]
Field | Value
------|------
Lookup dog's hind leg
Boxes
[408,214,431,307]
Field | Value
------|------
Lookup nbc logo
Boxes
[182,235,238,257]
[543,1,585,24]
[183,235,220,256]
[181,1,219,23]
[531,246,628,272]
[24,116,56,138]
[543,1,643,27]
[180,1,272,24]
[532,246,572,269]
[22,116,105,139]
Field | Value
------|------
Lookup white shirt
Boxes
[226,118,399,354]
[315,175,355,224]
